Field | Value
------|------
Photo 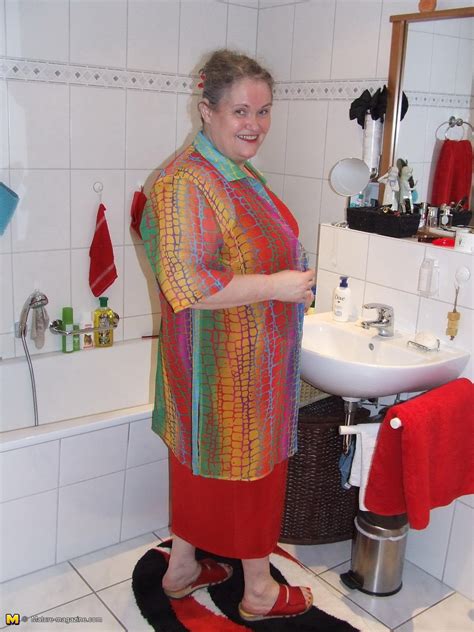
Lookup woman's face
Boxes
[200,78,272,166]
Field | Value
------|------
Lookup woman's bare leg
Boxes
[241,557,312,615]
[162,534,200,593]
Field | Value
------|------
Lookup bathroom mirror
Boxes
[329,158,370,197]
[380,7,474,207]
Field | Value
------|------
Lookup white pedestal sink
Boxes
[301,312,470,399]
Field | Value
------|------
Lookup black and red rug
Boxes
[132,539,360,631]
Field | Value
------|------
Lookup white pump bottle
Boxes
[333,276,351,322]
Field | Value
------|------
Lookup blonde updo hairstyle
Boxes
[199,49,274,110]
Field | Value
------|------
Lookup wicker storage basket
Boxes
[374,212,420,238]
[346,206,377,233]
[280,396,369,545]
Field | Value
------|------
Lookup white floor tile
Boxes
[70,533,157,592]
[279,539,352,575]
[19,594,124,631]
[320,560,454,630]
[99,579,153,631]
[0,563,91,619]
[153,526,171,541]
[394,592,474,631]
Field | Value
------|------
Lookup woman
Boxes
[141,49,315,622]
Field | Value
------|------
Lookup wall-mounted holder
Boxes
[417,257,439,298]
[407,339,440,353]
[49,313,119,336]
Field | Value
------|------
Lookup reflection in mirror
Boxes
[381,8,474,224]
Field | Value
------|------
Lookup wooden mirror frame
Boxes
[379,6,474,199]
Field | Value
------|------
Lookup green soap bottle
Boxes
[62,307,74,353]
[93,296,113,348]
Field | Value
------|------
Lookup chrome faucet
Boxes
[360,303,395,337]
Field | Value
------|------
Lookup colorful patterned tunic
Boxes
[141,132,307,481]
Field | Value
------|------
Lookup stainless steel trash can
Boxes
[340,512,409,596]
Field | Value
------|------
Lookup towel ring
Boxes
[435,116,473,141]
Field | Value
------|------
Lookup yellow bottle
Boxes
[93,296,114,347]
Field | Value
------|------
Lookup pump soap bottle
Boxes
[333,276,351,322]
[93,296,114,348]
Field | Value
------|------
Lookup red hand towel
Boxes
[130,188,147,239]
[431,139,473,207]
[365,378,474,529]
[89,203,118,297]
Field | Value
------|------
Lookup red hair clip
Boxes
[197,72,206,89]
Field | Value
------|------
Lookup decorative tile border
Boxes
[1,57,472,107]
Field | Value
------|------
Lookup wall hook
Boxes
[93,181,103,203]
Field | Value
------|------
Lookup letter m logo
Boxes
[5,613,20,625]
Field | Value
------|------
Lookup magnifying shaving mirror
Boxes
[329,157,371,198]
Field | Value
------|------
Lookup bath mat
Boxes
[132,539,360,631]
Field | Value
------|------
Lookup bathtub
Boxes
[0,339,170,583]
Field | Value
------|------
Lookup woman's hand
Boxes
[270,270,315,304]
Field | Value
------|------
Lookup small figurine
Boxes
[397,158,417,212]
[378,166,400,211]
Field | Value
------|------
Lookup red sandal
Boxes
[163,558,233,599]
[238,584,313,621]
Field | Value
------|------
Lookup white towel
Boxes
[349,422,381,511]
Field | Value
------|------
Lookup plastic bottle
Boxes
[80,312,94,349]
[72,324,81,351]
[332,276,351,322]
[62,307,74,353]
[93,297,113,348]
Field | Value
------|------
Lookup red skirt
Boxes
[169,452,288,559]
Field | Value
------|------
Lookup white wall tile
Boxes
[127,418,168,469]
[430,34,458,95]
[406,503,454,580]
[0,350,34,430]
[0,169,12,255]
[8,81,69,169]
[6,0,69,61]
[0,333,15,360]
[257,4,294,81]
[71,170,125,249]
[10,170,70,252]
[0,441,59,503]
[71,86,126,169]
[366,234,426,294]
[403,30,433,92]
[285,101,328,179]
[283,175,321,255]
[121,459,169,540]
[176,94,201,154]
[70,0,127,67]
[330,0,382,80]
[60,425,129,486]
[454,37,473,95]
[363,281,420,335]
[263,172,284,199]
[318,225,369,280]
[0,489,57,582]
[319,179,348,225]
[12,249,71,356]
[0,252,13,333]
[178,1,227,75]
[123,244,160,317]
[0,0,5,56]
[443,501,474,599]
[57,471,124,562]
[396,106,429,165]
[376,1,419,79]
[127,0,179,73]
[291,1,335,80]
[227,4,258,58]
[0,81,8,169]
[70,246,124,342]
[459,495,474,508]
[123,313,160,341]
[323,101,363,179]
[252,101,288,175]
[126,91,177,170]
[424,246,472,309]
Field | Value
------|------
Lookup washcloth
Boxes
[30,305,49,349]
[365,378,474,529]
[431,140,472,208]
[89,203,117,297]
[348,423,381,511]
[0,182,19,235]
[130,188,147,239]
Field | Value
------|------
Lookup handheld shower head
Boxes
[18,291,49,337]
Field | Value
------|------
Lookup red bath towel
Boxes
[431,140,473,208]
[89,203,118,297]
[365,378,474,529]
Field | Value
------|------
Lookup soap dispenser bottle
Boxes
[93,296,113,348]
[333,276,351,322]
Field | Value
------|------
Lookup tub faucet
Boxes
[361,303,394,337]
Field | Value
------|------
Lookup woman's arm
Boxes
[191,269,315,310]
